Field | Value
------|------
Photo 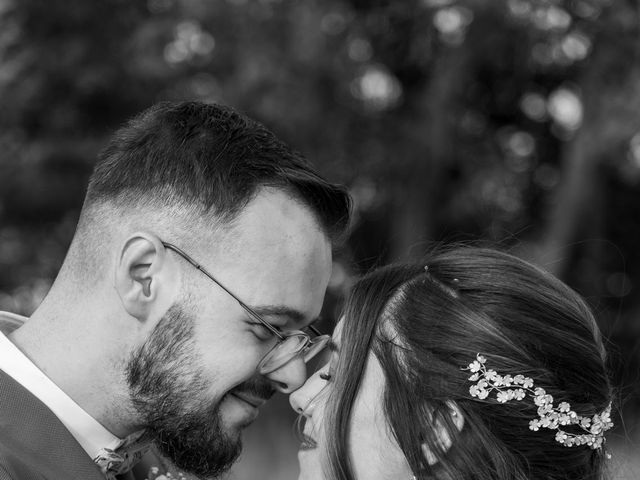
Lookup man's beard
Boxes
[125,303,271,478]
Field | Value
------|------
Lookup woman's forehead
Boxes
[331,317,346,348]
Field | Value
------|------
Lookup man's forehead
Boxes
[203,204,332,288]
[232,189,324,238]
[187,190,333,329]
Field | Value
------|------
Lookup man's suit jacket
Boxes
[0,315,184,480]
[0,369,108,480]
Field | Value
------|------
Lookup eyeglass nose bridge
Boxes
[258,331,330,375]
[303,334,330,362]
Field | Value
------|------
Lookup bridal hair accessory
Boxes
[423,265,459,298]
[463,354,613,451]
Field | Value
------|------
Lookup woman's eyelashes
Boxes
[318,361,336,381]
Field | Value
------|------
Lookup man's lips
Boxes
[230,391,267,408]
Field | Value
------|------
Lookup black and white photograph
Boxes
[0,1,639,479]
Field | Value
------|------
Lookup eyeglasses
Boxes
[161,242,330,375]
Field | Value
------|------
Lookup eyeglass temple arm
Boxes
[308,324,322,337]
[162,242,285,340]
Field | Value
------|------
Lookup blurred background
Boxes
[0,0,639,478]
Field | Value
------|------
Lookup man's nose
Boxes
[265,355,307,394]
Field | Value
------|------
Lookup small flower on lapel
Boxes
[145,465,191,480]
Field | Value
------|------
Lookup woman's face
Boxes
[289,319,412,480]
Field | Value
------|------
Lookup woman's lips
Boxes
[299,430,318,450]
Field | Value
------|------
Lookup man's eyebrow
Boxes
[250,305,318,327]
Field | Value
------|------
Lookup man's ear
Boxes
[421,401,465,466]
[114,232,179,322]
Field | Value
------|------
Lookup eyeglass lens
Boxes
[258,333,330,375]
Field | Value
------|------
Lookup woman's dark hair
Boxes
[325,246,612,480]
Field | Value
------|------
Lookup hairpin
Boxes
[424,265,459,298]
[462,354,613,452]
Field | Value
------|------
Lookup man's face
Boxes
[128,188,333,477]
[127,302,244,477]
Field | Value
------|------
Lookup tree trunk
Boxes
[389,49,469,261]
[526,37,640,278]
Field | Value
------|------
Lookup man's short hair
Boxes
[85,101,350,242]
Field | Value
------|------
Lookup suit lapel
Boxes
[0,367,106,480]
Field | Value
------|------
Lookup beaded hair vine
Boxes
[463,354,613,452]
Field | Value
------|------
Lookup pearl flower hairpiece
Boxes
[463,354,613,452]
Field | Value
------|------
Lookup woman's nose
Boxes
[289,383,308,414]
[289,370,326,414]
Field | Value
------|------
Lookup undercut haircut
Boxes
[84,101,350,242]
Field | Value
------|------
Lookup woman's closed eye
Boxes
[317,361,336,382]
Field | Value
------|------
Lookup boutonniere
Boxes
[146,465,191,480]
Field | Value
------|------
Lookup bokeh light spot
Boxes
[520,92,548,121]
[507,0,532,18]
[321,11,348,35]
[629,133,640,167]
[351,65,403,111]
[561,32,591,61]
[348,37,373,62]
[509,131,535,157]
[433,7,474,45]
[164,21,215,65]
[533,6,572,31]
[574,0,601,19]
[547,87,583,131]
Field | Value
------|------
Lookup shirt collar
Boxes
[0,311,124,459]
